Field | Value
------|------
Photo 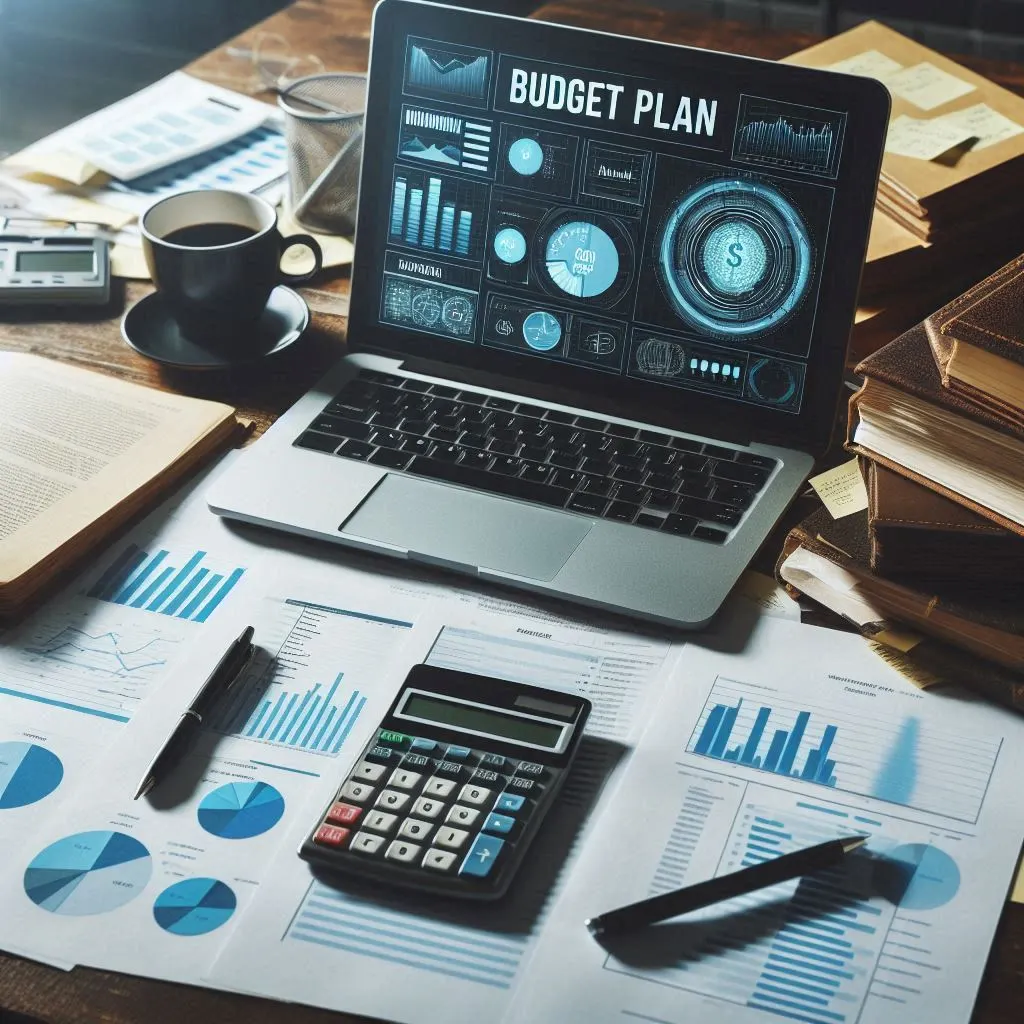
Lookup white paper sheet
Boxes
[513,616,1024,1024]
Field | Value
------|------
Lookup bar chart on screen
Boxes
[86,542,246,624]
[687,677,999,823]
[213,598,414,757]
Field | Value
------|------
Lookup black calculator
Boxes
[299,663,591,899]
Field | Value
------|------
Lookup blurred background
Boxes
[2,0,1024,158]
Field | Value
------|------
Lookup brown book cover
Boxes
[940,256,1024,365]
[865,461,1024,581]
[775,506,1024,711]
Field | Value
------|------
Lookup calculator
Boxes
[299,663,591,899]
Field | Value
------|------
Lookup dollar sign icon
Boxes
[726,242,744,268]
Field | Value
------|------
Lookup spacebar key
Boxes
[407,457,568,507]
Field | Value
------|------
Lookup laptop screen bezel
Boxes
[347,0,889,453]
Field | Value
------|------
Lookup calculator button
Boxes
[515,761,545,778]
[459,834,505,878]
[389,769,423,790]
[399,818,434,842]
[385,840,421,864]
[506,777,537,794]
[375,789,411,812]
[412,796,445,819]
[494,793,526,814]
[365,745,398,765]
[482,812,516,835]
[479,752,506,769]
[351,831,386,855]
[458,784,493,807]
[410,737,437,754]
[423,848,458,872]
[314,824,351,847]
[364,810,398,834]
[325,802,362,826]
[446,804,480,828]
[423,776,457,798]
[378,730,409,747]
[435,826,469,850]
[340,780,375,803]
[353,761,387,782]
[435,760,467,779]
[445,745,472,760]
[471,768,501,786]
[401,753,430,770]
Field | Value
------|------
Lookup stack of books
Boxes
[786,22,1024,352]
[777,256,1024,710]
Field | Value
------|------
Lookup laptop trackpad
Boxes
[341,474,590,582]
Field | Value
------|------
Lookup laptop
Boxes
[208,0,889,628]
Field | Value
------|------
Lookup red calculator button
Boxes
[326,802,362,826]
[314,824,351,847]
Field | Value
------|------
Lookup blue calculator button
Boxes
[446,745,472,760]
[495,793,525,814]
[410,738,437,753]
[459,834,505,878]
[483,812,515,835]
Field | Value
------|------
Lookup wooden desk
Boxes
[1,2,1022,1021]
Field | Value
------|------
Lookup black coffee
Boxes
[163,222,256,248]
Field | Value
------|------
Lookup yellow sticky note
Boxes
[934,102,1024,151]
[885,62,976,111]
[808,459,869,519]
[50,196,135,231]
[4,148,100,186]
[885,114,976,161]
[110,242,150,281]
[827,50,903,80]
[1012,862,1024,904]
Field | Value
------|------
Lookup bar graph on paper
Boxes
[687,677,1000,823]
[87,543,246,623]
[214,598,414,756]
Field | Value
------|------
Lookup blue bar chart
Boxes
[87,543,245,623]
[388,168,485,259]
[687,678,999,823]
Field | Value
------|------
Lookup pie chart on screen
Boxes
[197,781,285,840]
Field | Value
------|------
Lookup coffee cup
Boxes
[140,189,323,344]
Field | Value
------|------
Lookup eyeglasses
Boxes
[227,32,326,92]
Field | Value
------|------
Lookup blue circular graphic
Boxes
[701,221,768,296]
[154,877,237,936]
[883,844,960,910]
[197,781,285,840]
[24,830,151,916]
[522,311,562,351]
[0,741,63,809]
[658,178,811,341]
[508,137,544,175]
[493,226,527,264]
[544,221,620,299]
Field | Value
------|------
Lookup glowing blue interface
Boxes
[376,35,849,414]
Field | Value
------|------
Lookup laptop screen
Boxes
[350,1,888,450]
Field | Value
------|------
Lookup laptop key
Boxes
[372,412,403,430]
[574,416,607,430]
[458,391,487,406]
[708,506,743,527]
[434,414,464,430]
[612,465,645,484]
[702,443,736,460]
[465,450,495,470]
[429,385,461,399]
[360,370,405,387]
[567,493,608,515]
[676,497,720,519]
[461,432,489,450]
[580,457,612,476]
[579,475,613,496]
[663,514,698,535]
[337,439,374,461]
[484,397,517,411]
[551,452,583,470]
[603,501,639,523]
[310,415,372,441]
[368,448,413,470]
[677,475,714,499]
[371,429,404,449]
[296,431,341,453]
[521,444,551,462]
[401,378,432,393]
[520,463,554,485]
[430,427,462,443]
[693,525,729,544]
[515,403,547,419]
[400,436,432,455]
[544,410,576,424]
[489,440,521,457]
[401,417,430,436]
[712,483,756,509]
[636,512,665,529]
[407,457,566,507]
[735,452,777,469]
[647,471,676,492]
[646,489,677,511]
[430,444,466,463]
[550,470,585,491]
[491,457,522,475]
[614,484,648,504]
[638,429,672,444]
[713,461,769,487]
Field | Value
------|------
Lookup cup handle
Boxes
[279,233,323,285]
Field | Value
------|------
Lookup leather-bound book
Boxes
[865,461,1024,583]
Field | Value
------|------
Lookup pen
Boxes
[133,625,256,800]
[585,834,869,938]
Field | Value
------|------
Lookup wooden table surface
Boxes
[1,1,1022,1021]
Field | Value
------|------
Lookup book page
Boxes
[0,353,234,588]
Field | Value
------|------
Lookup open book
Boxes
[0,353,237,614]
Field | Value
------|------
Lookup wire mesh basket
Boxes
[278,73,366,235]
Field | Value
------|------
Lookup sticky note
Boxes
[1012,863,1024,904]
[884,114,977,161]
[808,458,869,519]
[826,49,903,80]
[885,62,976,111]
[4,148,100,186]
[933,102,1024,151]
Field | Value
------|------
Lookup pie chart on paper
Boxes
[0,741,64,809]
[197,781,285,840]
[153,877,237,936]
[23,830,152,916]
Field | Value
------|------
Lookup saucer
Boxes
[121,285,309,370]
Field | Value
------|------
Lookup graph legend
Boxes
[733,95,845,177]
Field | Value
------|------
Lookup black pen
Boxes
[133,626,256,800]
[586,834,869,938]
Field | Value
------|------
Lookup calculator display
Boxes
[399,692,565,749]
[15,250,95,273]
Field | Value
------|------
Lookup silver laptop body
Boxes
[208,0,888,629]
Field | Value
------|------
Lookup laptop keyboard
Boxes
[294,370,778,544]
